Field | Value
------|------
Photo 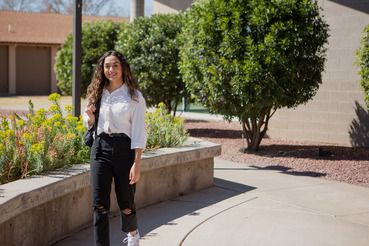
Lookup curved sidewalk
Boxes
[55,158,369,246]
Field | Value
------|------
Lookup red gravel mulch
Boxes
[184,118,369,188]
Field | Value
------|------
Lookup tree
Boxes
[116,13,188,115]
[55,20,127,96]
[355,24,369,106]
[1,0,114,15]
[41,0,65,14]
[0,0,32,11]
[179,0,329,151]
[41,0,114,16]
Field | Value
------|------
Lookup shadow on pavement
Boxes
[188,128,243,139]
[248,144,369,162]
[137,178,256,238]
[250,165,327,178]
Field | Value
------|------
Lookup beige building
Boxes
[154,0,369,147]
[0,10,128,95]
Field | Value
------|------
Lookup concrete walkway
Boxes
[54,158,369,246]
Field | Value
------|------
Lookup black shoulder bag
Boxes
[83,98,101,147]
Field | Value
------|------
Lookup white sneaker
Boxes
[123,230,140,246]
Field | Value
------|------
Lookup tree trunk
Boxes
[165,100,172,115]
[242,109,273,152]
[172,99,179,117]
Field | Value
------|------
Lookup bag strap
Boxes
[93,97,101,138]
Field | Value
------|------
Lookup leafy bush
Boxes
[355,25,369,105]
[116,13,189,115]
[179,0,329,151]
[0,94,188,184]
[55,20,127,96]
[146,103,188,149]
[0,94,89,184]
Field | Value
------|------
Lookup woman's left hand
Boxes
[129,162,140,184]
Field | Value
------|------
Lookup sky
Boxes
[110,0,153,17]
[0,0,153,17]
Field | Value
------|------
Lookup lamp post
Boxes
[72,0,82,117]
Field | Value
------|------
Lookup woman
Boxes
[83,50,146,246]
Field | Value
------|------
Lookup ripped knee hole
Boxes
[121,209,132,215]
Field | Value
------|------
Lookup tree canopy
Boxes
[55,20,127,96]
[116,13,187,114]
[179,0,329,151]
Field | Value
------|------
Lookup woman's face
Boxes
[104,55,123,83]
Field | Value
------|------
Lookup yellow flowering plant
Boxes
[0,95,188,184]
[0,94,90,184]
[146,102,188,149]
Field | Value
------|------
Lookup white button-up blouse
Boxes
[83,83,147,149]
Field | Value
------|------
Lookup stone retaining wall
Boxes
[0,138,221,246]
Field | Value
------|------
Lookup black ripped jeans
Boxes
[90,133,137,246]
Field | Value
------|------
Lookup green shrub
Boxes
[0,94,89,184]
[116,13,189,115]
[146,103,188,149]
[0,95,188,184]
[55,20,128,96]
[355,25,369,105]
[179,0,329,151]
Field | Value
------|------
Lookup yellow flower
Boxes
[30,143,43,154]
[36,108,47,115]
[66,132,76,139]
[0,143,4,155]
[6,129,14,137]
[42,119,51,127]
[54,122,61,127]
[51,113,62,121]
[49,93,61,102]
[64,105,74,113]
[48,105,60,113]
[16,120,25,127]
[22,133,31,141]
[75,125,86,132]
[1,118,9,130]
[66,116,78,124]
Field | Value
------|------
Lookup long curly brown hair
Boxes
[86,50,140,105]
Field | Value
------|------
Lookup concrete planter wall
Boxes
[0,138,220,246]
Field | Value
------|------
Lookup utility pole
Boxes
[73,0,82,117]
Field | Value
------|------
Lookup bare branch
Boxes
[1,0,32,11]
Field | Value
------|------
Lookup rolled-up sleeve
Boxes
[82,101,91,129]
[130,92,147,149]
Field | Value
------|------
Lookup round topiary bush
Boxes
[116,13,188,115]
[179,0,329,151]
[55,20,128,96]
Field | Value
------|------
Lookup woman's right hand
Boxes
[86,104,96,127]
